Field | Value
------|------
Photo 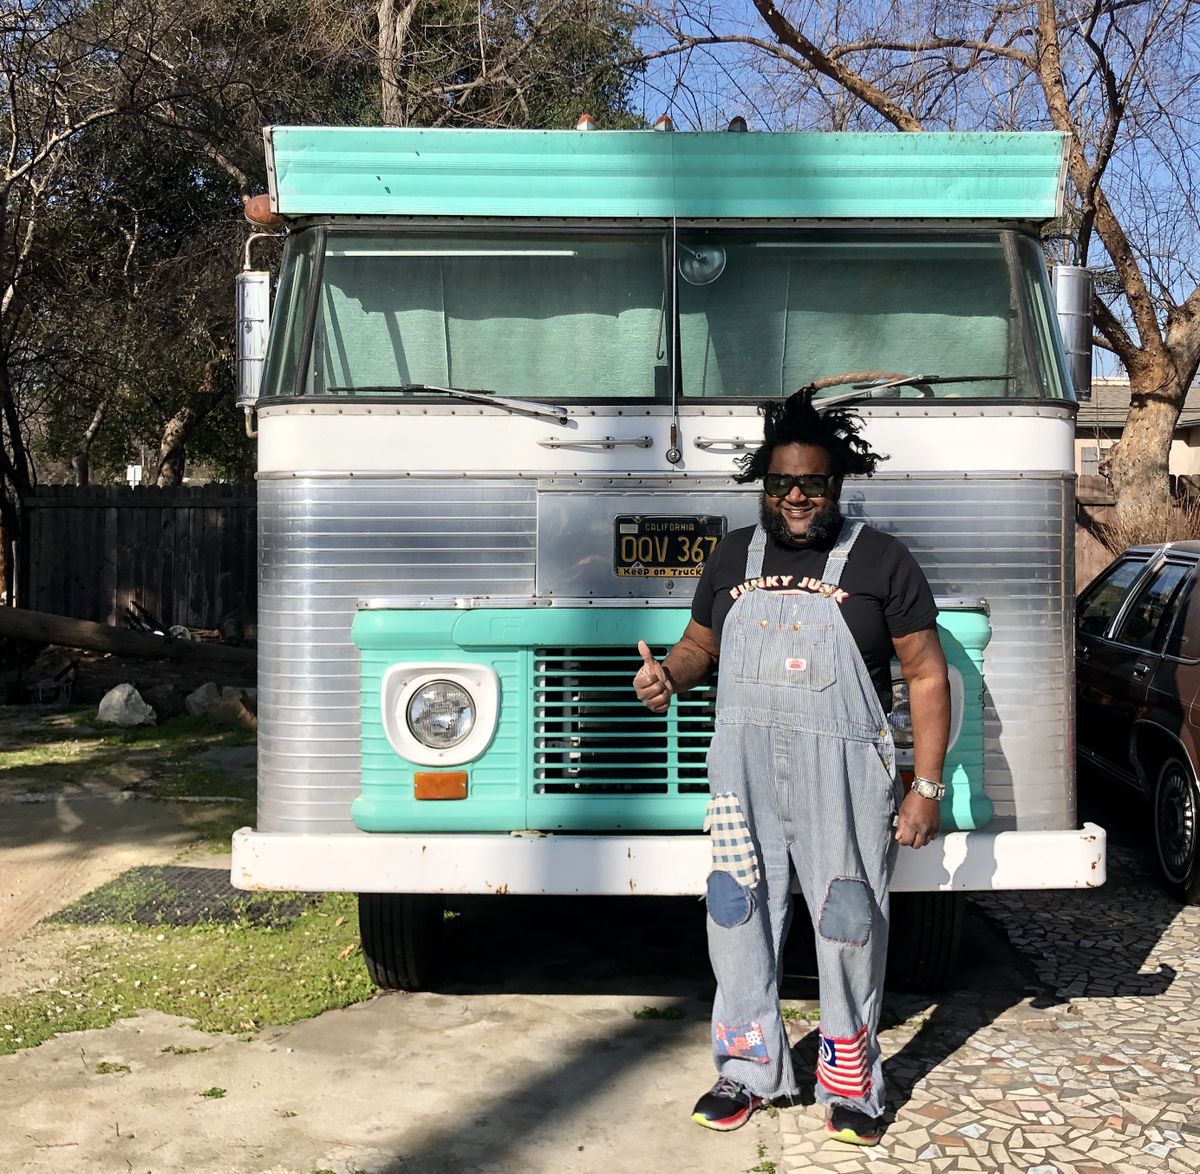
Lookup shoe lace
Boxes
[711,1075,749,1100]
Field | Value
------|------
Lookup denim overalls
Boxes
[703,519,901,1116]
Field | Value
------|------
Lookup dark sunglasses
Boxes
[763,472,832,499]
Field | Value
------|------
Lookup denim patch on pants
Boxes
[706,868,755,928]
[816,877,873,946]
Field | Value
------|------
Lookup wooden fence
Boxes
[24,485,256,630]
[1076,474,1116,593]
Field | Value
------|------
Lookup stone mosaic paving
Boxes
[775,838,1200,1173]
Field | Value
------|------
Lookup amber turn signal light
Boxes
[414,772,468,800]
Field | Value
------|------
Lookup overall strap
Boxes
[821,519,865,588]
[745,525,767,578]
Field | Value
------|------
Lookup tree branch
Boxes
[747,0,924,131]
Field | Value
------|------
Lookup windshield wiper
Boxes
[850,373,1013,391]
[330,383,570,424]
[814,373,1013,411]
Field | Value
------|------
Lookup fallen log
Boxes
[0,607,255,668]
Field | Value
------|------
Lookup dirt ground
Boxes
[0,702,252,997]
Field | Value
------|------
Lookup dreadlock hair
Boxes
[732,385,887,485]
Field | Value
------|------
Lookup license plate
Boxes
[613,515,726,578]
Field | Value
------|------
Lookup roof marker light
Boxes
[653,114,674,132]
[576,113,597,131]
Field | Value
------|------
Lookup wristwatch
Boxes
[911,776,946,801]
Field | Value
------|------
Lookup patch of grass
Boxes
[631,1005,685,1021]
[198,1086,226,1099]
[0,893,374,1056]
[0,711,254,795]
[779,1004,820,1023]
[278,1109,298,1118]
[94,1060,130,1074]
[749,1143,777,1173]
[161,1044,212,1055]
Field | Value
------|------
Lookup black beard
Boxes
[760,498,844,549]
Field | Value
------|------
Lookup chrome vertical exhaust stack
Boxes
[1052,265,1093,401]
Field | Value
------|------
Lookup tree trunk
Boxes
[0,605,255,666]
[155,359,225,487]
[156,402,197,487]
[1102,360,1183,531]
[71,397,110,487]
[378,0,420,126]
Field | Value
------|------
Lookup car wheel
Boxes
[1152,756,1200,904]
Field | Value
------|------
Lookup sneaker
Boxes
[691,1076,767,1131]
[825,1105,884,1146]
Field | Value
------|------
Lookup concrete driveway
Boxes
[3,777,1197,1174]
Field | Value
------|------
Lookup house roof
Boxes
[1077,377,1200,431]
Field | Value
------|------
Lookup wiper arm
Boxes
[850,373,1013,391]
[813,373,1012,411]
[396,383,569,424]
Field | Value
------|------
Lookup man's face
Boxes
[759,443,843,548]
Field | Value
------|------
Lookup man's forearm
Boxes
[663,634,718,694]
[908,674,950,781]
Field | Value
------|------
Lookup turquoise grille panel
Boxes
[351,606,990,833]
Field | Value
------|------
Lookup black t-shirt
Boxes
[691,523,938,711]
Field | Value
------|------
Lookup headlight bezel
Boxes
[379,662,500,766]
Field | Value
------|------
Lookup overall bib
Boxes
[703,519,900,1117]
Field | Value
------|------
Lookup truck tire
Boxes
[357,893,445,990]
[1152,755,1200,904]
[885,892,965,992]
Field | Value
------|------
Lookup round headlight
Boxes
[406,680,476,749]
[888,679,914,748]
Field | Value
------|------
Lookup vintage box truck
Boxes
[231,125,1106,990]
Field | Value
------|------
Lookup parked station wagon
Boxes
[1077,541,1200,901]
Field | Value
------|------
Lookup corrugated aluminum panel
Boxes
[259,474,1072,835]
[851,478,1074,830]
[258,479,536,831]
[267,127,1067,221]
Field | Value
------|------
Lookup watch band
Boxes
[911,775,946,800]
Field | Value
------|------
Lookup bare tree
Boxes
[639,0,1200,527]
[375,0,644,127]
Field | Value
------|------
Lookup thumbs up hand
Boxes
[633,639,674,713]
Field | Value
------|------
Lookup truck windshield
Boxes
[260,228,1070,402]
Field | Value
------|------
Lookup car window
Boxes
[1112,562,1193,651]
[1077,558,1150,638]
[1162,571,1199,659]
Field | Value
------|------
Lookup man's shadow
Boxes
[779,792,1183,1124]
[778,896,1035,1118]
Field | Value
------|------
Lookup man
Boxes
[633,387,950,1146]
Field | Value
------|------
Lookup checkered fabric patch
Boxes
[704,793,759,888]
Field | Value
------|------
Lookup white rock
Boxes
[185,682,221,717]
[97,684,156,727]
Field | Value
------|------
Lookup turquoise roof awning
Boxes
[265,127,1067,222]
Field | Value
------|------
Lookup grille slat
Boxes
[533,645,715,796]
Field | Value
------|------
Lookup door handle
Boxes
[1077,644,1089,660]
[1133,663,1150,677]
[693,436,753,451]
[538,435,652,449]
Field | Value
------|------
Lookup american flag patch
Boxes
[816,1026,870,1098]
[704,793,759,888]
[715,1020,770,1064]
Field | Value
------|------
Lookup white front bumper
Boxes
[231,823,1106,894]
